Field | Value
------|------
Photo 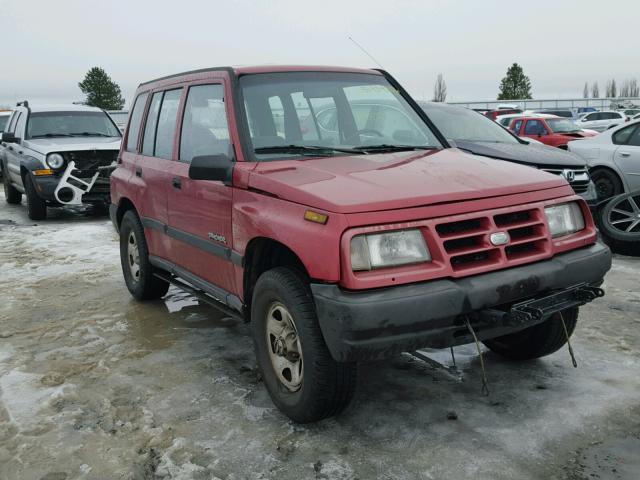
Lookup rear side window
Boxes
[142,92,163,156]
[126,93,149,152]
[627,127,640,147]
[180,84,230,163]
[154,89,182,159]
[612,125,637,145]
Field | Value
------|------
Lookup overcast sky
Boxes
[1,0,638,108]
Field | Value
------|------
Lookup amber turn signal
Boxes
[33,169,54,176]
[304,210,328,225]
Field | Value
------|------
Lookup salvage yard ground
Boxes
[0,192,638,480]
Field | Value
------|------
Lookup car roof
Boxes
[13,104,106,114]
[139,65,382,89]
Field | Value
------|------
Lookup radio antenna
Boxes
[348,36,384,69]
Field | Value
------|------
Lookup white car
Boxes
[568,119,640,199]
[577,111,626,132]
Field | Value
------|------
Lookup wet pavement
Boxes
[0,192,638,480]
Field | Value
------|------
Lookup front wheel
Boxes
[483,307,578,361]
[24,174,47,220]
[251,267,357,423]
[119,210,169,300]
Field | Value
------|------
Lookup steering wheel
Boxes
[357,129,384,137]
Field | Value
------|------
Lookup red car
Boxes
[508,116,597,149]
[484,108,522,120]
[110,65,611,422]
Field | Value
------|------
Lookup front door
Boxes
[166,82,237,296]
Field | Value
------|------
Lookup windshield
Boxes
[0,114,10,132]
[27,111,122,139]
[547,118,580,133]
[422,104,519,144]
[239,72,441,160]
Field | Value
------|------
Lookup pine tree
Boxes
[78,67,125,110]
[591,82,599,98]
[583,82,589,99]
[605,79,617,98]
[432,74,447,102]
[497,63,532,100]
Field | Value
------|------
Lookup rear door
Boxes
[613,124,640,190]
[2,111,23,186]
[165,81,237,295]
[136,88,183,261]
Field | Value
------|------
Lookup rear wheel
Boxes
[591,168,623,200]
[119,210,169,300]
[24,174,47,220]
[3,169,21,204]
[251,267,357,423]
[483,307,578,361]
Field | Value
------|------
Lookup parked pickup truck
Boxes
[508,116,596,149]
[110,66,611,422]
[1,102,122,220]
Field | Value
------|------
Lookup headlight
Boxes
[545,202,585,238]
[350,229,431,271]
[46,153,65,169]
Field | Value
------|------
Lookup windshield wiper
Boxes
[30,133,75,138]
[254,145,364,156]
[352,144,437,153]
[69,132,113,137]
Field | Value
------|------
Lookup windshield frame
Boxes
[25,110,122,140]
[235,70,448,162]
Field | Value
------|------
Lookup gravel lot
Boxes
[0,192,638,480]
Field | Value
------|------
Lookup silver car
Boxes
[577,111,626,132]
[568,119,640,199]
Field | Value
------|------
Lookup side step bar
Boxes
[154,270,244,321]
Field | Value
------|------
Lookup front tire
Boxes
[591,168,623,201]
[3,169,21,204]
[251,267,357,423]
[119,210,169,300]
[24,174,47,220]
[483,307,578,361]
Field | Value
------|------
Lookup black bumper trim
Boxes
[311,243,612,362]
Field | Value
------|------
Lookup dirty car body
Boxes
[110,65,611,421]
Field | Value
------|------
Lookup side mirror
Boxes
[0,132,19,144]
[188,154,234,185]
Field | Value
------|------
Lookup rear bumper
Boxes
[312,242,611,362]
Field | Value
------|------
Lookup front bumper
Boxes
[312,242,611,362]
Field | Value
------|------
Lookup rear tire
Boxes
[483,307,578,361]
[251,267,357,423]
[3,168,21,204]
[591,168,623,201]
[24,174,47,220]
[596,191,640,256]
[119,210,169,300]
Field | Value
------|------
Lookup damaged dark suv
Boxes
[1,102,122,220]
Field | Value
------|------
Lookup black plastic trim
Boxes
[141,216,243,266]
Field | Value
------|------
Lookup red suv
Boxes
[110,66,611,422]
[509,116,597,149]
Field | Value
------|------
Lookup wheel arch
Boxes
[115,197,139,228]
[589,165,627,193]
[242,236,310,319]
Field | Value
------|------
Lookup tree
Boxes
[497,63,532,100]
[78,67,125,110]
[591,82,599,98]
[583,82,589,99]
[432,73,447,102]
[630,78,640,97]
[605,78,617,98]
[620,80,630,98]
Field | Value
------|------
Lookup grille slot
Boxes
[541,168,591,194]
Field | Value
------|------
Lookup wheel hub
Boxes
[265,303,303,392]
[127,231,141,282]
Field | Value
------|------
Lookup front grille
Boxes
[64,150,118,180]
[541,168,591,194]
[435,206,551,273]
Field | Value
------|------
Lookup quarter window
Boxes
[180,84,231,163]
[126,93,149,152]
[627,127,640,147]
[154,89,182,160]
[612,125,637,145]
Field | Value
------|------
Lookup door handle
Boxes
[619,151,631,157]
[172,177,182,189]
[135,167,142,177]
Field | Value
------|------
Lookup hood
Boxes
[24,136,121,154]
[453,141,586,168]
[248,148,568,214]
